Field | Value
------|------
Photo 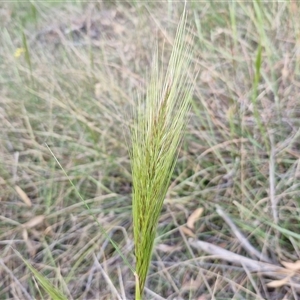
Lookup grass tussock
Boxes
[130,12,194,298]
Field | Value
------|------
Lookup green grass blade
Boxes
[251,43,270,152]
[22,31,32,73]
[14,249,68,300]
[45,144,135,275]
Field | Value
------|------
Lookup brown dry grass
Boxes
[1,1,300,299]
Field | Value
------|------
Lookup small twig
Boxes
[241,263,263,299]
[189,239,283,273]
[216,205,272,263]
[117,266,126,300]
[144,287,167,300]
[82,264,97,300]
[93,254,122,300]
[189,239,300,290]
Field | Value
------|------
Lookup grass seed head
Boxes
[130,11,195,299]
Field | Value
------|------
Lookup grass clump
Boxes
[2,1,300,299]
[130,11,195,299]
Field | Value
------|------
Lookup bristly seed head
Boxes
[130,10,195,300]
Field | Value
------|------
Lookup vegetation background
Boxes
[1,1,300,299]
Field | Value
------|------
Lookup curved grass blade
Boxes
[14,249,68,300]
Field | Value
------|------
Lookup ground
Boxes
[1,1,300,299]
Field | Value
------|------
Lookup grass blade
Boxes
[14,249,68,300]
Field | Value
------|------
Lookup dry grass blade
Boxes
[189,239,300,291]
[13,249,68,300]
[216,205,271,263]
[266,276,293,288]
[3,1,300,299]
[15,185,32,207]
[187,207,204,230]
[281,260,300,271]
[130,10,195,299]
[21,215,45,229]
